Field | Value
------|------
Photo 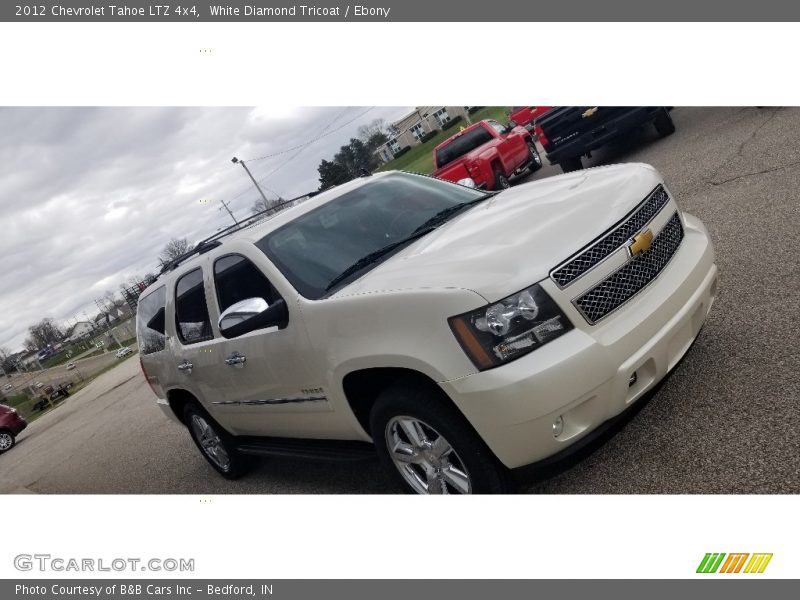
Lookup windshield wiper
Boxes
[325,226,439,292]
[411,192,495,234]
[325,193,494,293]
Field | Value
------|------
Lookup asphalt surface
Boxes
[1,107,798,494]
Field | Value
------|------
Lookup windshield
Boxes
[435,125,493,168]
[256,173,485,299]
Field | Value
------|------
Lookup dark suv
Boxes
[0,404,27,453]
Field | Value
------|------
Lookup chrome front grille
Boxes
[573,212,684,324]
[551,185,670,288]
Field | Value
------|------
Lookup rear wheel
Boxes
[493,170,511,190]
[559,156,583,173]
[184,403,251,479]
[654,108,675,137]
[0,430,15,453]
[370,380,509,494]
[527,141,543,173]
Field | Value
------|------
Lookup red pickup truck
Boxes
[432,120,542,190]
[508,106,552,131]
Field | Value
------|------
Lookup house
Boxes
[18,351,40,370]
[375,106,471,164]
[115,301,133,320]
[68,320,96,342]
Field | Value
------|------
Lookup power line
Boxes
[226,106,366,206]
[249,107,353,193]
[243,107,375,162]
[243,107,352,184]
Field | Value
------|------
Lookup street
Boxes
[1,107,798,494]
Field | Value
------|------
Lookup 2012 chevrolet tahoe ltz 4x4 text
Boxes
[137,166,717,494]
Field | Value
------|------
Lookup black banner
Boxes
[4,580,800,600]
[3,0,800,22]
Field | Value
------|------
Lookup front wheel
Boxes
[370,380,509,494]
[0,430,15,453]
[184,403,251,479]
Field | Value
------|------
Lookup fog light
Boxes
[552,415,564,438]
[629,372,638,387]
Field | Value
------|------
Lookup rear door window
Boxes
[136,286,167,355]
[175,268,214,344]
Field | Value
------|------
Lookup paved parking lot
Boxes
[1,107,798,494]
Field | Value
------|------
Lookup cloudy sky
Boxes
[0,106,412,352]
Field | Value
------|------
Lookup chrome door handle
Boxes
[177,360,194,373]
[225,352,246,367]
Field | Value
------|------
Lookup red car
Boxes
[0,404,27,453]
[508,106,552,131]
[432,119,541,191]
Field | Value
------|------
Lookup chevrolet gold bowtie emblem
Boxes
[628,229,654,257]
[582,107,599,118]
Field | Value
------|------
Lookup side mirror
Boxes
[218,297,288,339]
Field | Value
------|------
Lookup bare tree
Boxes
[23,337,38,353]
[357,118,390,141]
[0,347,11,372]
[102,290,118,311]
[27,318,64,349]
[158,237,193,267]
[251,196,285,216]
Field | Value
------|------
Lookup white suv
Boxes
[137,166,717,494]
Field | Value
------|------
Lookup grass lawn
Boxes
[3,394,29,409]
[42,340,101,368]
[377,107,512,175]
[1,391,62,423]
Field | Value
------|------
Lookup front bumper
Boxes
[440,213,717,469]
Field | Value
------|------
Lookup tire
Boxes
[183,402,251,479]
[493,170,511,191]
[370,379,509,494]
[654,108,675,137]
[559,156,583,173]
[0,430,15,454]
[527,141,543,173]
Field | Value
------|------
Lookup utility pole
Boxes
[232,156,271,207]
[95,301,123,350]
[219,198,239,226]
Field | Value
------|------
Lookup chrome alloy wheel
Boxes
[529,143,542,167]
[190,414,231,472]
[0,432,13,451]
[385,416,472,494]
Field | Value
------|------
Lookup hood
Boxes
[335,163,663,303]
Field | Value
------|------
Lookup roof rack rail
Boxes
[156,190,320,276]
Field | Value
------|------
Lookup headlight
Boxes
[456,177,477,188]
[448,283,573,370]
